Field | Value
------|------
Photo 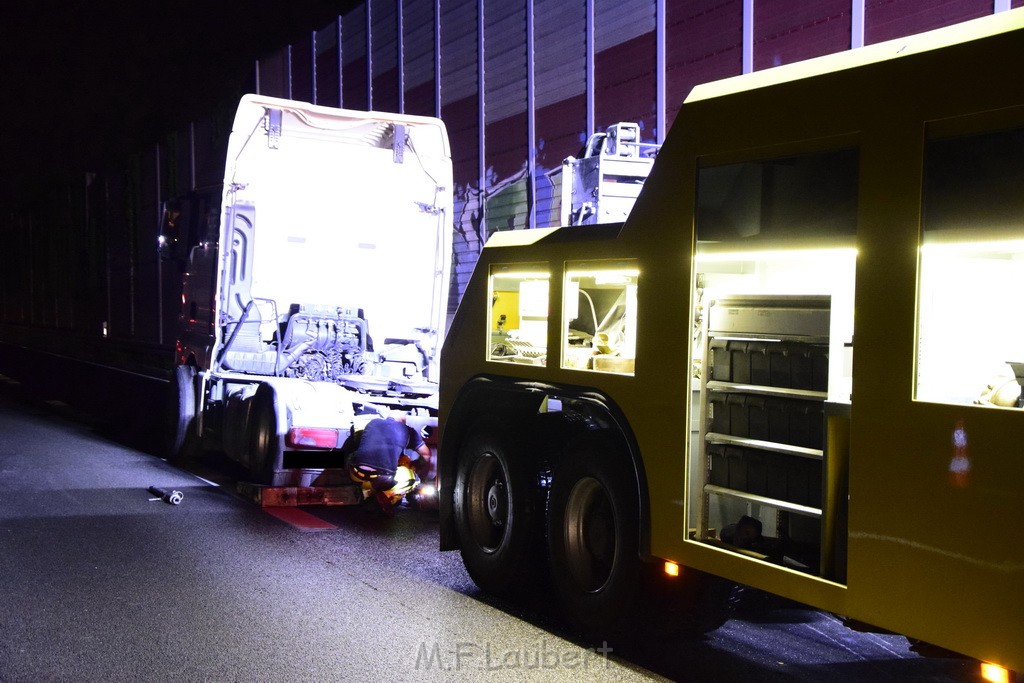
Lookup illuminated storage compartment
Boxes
[696,295,838,576]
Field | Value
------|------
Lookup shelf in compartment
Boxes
[705,432,823,460]
[706,381,827,402]
[710,334,831,344]
[703,484,822,519]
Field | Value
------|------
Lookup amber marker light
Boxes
[980,662,1010,683]
[664,561,680,578]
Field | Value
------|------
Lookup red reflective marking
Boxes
[263,507,337,531]
[287,427,339,448]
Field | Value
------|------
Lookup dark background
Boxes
[0,1,353,204]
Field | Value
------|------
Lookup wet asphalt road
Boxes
[0,369,982,682]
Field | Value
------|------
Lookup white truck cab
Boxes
[164,95,452,486]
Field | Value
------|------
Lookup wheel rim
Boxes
[465,453,508,553]
[563,476,616,593]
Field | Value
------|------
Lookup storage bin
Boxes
[710,396,730,434]
[727,394,748,438]
[708,444,728,487]
[747,395,769,440]
[749,341,770,385]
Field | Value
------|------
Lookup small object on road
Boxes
[147,486,184,505]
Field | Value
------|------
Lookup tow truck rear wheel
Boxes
[453,424,540,597]
[248,385,283,486]
[547,435,641,634]
[165,364,199,463]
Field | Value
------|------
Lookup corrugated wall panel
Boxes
[404,0,437,116]
[165,130,191,198]
[292,38,314,103]
[595,0,657,139]
[754,0,851,71]
[595,0,657,50]
[535,91,586,188]
[343,5,369,109]
[405,81,437,118]
[241,0,1005,313]
[440,0,480,102]
[258,48,290,99]
[595,32,657,141]
[441,0,480,190]
[536,0,586,170]
[441,0,482,310]
[484,0,527,124]
[106,172,133,337]
[535,0,587,228]
[135,147,160,341]
[535,0,586,109]
[666,0,743,132]
[535,95,585,228]
[316,20,341,108]
[484,0,528,233]
[372,0,400,112]
[485,174,529,235]
[448,95,482,311]
[191,111,232,193]
[865,0,992,44]
[484,111,529,230]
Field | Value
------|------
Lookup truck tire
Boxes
[453,425,541,597]
[165,364,199,463]
[547,434,641,634]
[222,391,253,465]
[248,385,283,486]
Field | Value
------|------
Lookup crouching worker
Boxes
[344,413,431,514]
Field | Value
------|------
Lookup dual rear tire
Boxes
[453,427,640,629]
[165,369,280,485]
[453,426,733,638]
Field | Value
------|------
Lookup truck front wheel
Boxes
[165,364,199,463]
[547,436,641,633]
[248,386,283,485]
[453,425,540,597]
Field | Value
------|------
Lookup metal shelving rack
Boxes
[696,294,833,576]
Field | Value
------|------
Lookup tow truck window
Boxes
[488,265,549,365]
[917,126,1024,407]
[562,261,638,375]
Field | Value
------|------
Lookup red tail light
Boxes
[286,427,341,449]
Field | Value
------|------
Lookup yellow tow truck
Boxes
[437,8,1024,678]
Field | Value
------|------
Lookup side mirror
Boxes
[158,197,188,264]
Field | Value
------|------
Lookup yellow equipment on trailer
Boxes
[439,9,1024,675]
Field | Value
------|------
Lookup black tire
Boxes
[453,424,541,597]
[248,385,283,486]
[222,390,253,464]
[165,364,199,462]
[547,434,641,633]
